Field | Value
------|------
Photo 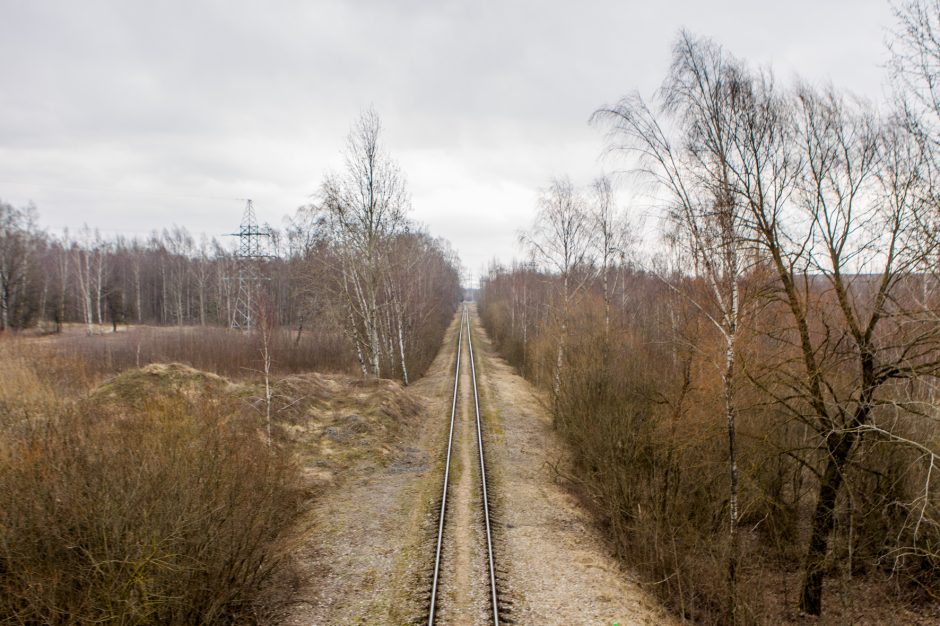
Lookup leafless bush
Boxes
[0,393,304,625]
[481,261,940,624]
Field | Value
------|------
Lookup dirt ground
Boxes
[284,307,675,625]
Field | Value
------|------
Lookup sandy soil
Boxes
[468,307,678,626]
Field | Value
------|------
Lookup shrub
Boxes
[480,267,940,624]
[0,394,304,625]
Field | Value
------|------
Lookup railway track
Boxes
[427,304,503,625]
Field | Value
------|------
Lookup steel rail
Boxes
[466,307,500,626]
[427,306,465,625]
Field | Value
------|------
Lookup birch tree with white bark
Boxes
[592,32,792,623]
[521,176,594,411]
[319,107,410,379]
[589,175,626,340]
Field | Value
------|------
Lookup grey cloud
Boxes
[0,0,894,274]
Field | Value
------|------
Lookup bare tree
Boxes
[521,176,593,408]
[890,0,940,144]
[54,234,69,332]
[782,87,940,615]
[163,227,193,326]
[593,33,764,622]
[319,107,410,379]
[255,294,276,445]
[0,124,460,383]
[890,0,940,294]
[72,227,98,334]
[0,201,37,331]
[195,235,212,326]
[590,175,628,340]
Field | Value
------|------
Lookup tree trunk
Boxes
[94,251,104,325]
[724,326,739,624]
[134,261,142,323]
[199,287,206,325]
[552,303,568,422]
[57,252,68,333]
[520,275,528,368]
[799,428,857,615]
[602,259,610,341]
[388,280,410,385]
[368,297,381,377]
[552,274,570,417]
[721,257,740,625]
[39,275,48,323]
[161,263,168,324]
[75,249,94,334]
[294,314,304,346]
[0,284,8,331]
[396,313,409,385]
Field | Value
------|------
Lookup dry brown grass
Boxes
[27,323,354,380]
[271,372,422,486]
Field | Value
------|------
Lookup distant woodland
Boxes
[0,108,462,383]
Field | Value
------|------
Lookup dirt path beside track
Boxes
[469,308,677,626]
[284,315,463,625]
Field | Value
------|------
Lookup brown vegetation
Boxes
[0,354,305,625]
[27,323,353,380]
[475,6,940,622]
[0,290,433,623]
[0,106,460,623]
[482,266,940,624]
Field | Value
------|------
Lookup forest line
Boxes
[0,108,462,383]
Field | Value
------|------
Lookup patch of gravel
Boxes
[285,443,432,625]
[470,309,679,626]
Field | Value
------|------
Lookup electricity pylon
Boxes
[228,199,271,331]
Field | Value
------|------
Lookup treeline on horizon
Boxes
[0,109,462,383]
[481,4,940,624]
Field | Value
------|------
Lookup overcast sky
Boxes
[0,0,896,283]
